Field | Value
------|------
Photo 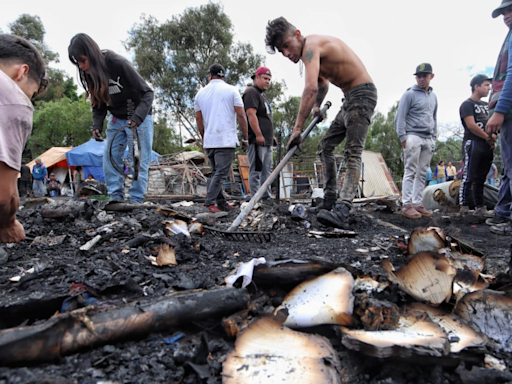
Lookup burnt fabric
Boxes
[317,83,377,207]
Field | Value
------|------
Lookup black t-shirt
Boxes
[242,86,273,146]
[460,98,489,142]
[20,165,31,181]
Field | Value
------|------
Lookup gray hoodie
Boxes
[394,84,437,143]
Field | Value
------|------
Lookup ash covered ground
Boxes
[0,197,511,384]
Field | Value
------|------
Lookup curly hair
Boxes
[265,17,297,54]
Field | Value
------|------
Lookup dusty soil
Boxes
[0,197,511,384]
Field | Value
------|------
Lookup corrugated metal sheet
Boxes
[360,150,400,197]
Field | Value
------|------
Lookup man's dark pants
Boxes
[205,148,235,207]
[460,139,493,208]
[317,83,377,207]
[495,119,512,219]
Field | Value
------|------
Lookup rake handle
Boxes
[227,101,332,232]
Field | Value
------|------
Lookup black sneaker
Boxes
[490,222,512,235]
[485,215,509,226]
[316,203,351,229]
[307,196,336,214]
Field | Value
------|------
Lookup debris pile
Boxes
[1,198,511,383]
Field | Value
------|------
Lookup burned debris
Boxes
[1,192,512,383]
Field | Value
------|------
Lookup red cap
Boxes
[252,66,272,79]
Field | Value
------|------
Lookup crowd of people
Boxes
[3,0,512,243]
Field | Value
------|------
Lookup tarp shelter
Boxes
[27,147,73,188]
[65,139,162,182]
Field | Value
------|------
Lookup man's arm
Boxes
[246,108,265,146]
[293,46,322,132]
[313,77,329,116]
[235,106,249,149]
[395,92,412,147]
[463,116,490,140]
[488,35,512,133]
[494,165,498,179]
[0,162,24,243]
[195,111,205,139]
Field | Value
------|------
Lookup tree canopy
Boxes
[125,3,264,140]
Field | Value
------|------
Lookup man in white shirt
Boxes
[0,34,46,243]
[194,63,249,213]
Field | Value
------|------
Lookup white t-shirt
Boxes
[0,70,34,171]
[194,79,243,149]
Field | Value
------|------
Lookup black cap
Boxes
[208,63,226,77]
[414,63,433,75]
[493,0,512,18]
[470,74,492,87]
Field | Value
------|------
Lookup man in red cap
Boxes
[243,67,275,200]
[265,17,377,229]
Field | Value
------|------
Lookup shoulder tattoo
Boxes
[304,49,314,63]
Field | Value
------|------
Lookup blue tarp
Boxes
[66,139,161,182]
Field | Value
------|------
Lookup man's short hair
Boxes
[265,17,297,54]
[0,34,46,87]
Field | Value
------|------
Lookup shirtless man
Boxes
[265,17,377,229]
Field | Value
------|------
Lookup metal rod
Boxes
[227,101,332,232]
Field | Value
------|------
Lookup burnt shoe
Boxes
[413,204,433,217]
[473,206,494,218]
[317,203,350,229]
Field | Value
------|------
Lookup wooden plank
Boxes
[237,154,251,195]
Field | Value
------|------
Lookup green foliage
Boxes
[152,118,182,156]
[28,98,93,158]
[35,68,79,102]
[124,3,264,139]
[365,102,403,181]
[431,137,463,166]
[8,14,58,64]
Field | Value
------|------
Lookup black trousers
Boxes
[459,139,493,207]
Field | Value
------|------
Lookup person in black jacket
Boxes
[68,33,154,203]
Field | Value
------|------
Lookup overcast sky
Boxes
[1,0,508,136]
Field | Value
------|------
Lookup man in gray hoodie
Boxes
[395,63,438,219]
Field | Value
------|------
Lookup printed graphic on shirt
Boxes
[109,77,123,95]
[460,98,489,141]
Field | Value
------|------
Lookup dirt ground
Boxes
[0,197,511,384]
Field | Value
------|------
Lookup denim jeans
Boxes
[317,83,377,206]
[436,178,446,184]
[246,144,272,199]
[32,179,46,198]
[402,134,435,206]
[205,148,235,206]
[103,114,154,203]
[495,119,512,219]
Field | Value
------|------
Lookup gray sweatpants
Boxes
[205,148,235,206]
[402,134,435,206]
[32,179,46,198]
[246,144,272,199]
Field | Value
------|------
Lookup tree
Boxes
[365,102,403,181]
[8,14,58,64]
[125,3,264,140]
[28,98,93,158]
[152,118,182,156]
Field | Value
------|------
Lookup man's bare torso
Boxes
[303,34,373,93]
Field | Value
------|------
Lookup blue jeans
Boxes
[246,144,272,199]
[32,179,46,197]
[103,115,154,203]
[495,119,512,219]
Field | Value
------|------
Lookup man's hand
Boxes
[402,140,407,149]
[92,129,103,141]
[256,134,265,146]
[242,140,249,150]
[487,112,504,134]
[127,120,139,128]
[312,107,325,122]
[0,220,25,243]
[273,135,278,146]
[286,130,303,152]
[486,133,497,149]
